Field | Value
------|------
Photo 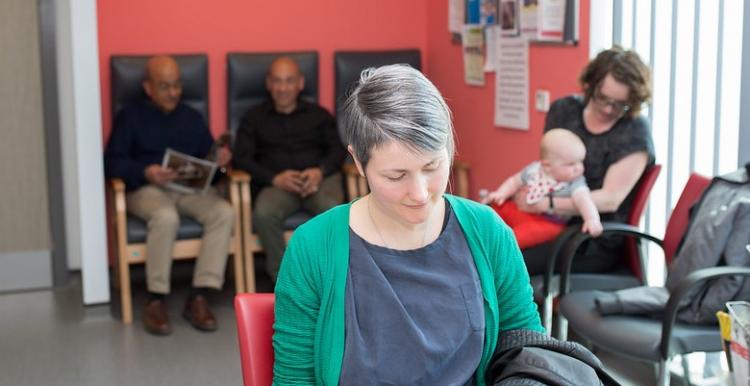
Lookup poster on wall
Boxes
[538,0,566,41]
[499,0,520,36]
[480,0,499,25]
[484,25,502,72]
[494,36,529,130]
[462,24,485,86]
[466,0,481,24]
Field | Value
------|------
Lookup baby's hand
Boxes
[481,190,506,205]
[582,219,603,237]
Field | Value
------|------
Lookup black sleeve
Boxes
[232,110,276,186]
[544,98,571,132]
[104,110,149,189]
[196,116,214,159]
[318,111,346,176]
[607,116,655,165]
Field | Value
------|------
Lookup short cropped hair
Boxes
[579,45,651,118]
[540,128,585,160]
[341,64,455,169]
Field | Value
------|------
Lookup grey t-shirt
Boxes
[519,161,588,203]
[340,202,485,386]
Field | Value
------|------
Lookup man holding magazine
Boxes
[104,55,233,336]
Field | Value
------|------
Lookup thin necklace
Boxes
[367,196,429,250]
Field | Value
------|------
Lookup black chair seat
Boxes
[531,272,642,303]
[559,291,721,362]
[126,215,204,243]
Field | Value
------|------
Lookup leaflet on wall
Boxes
[162,148,217,195]
[449,0,465,34]
[519,0,566,41]
[520,0,539,39]
[462,24,485,86]
[538,0,565,41]
[494,36,529,130]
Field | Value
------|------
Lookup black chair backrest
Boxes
[226,51,319,138]
[110,54,209,124]
[333,49,421,142]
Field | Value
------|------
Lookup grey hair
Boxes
[341,64,455,169]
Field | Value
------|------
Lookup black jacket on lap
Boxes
[487,329,621,386]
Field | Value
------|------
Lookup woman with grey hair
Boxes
[272,64,542,385]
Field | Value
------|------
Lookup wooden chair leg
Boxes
[245,250,256,293]
[239,180,256,293]
[118,249,133,323]
[228,176,246,293]
[233,251,246,293]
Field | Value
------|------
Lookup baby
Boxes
[482,128,602,248]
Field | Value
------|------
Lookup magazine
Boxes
[161,148,217,194]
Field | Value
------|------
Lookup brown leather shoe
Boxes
[143,299,172,336]
[183,294,218,332]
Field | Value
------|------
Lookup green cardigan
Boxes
[272,194,543,386]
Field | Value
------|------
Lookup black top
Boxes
[544,95,655,224]
[104,101,214,191]
[340,201,483,386]
[232,100,346,188]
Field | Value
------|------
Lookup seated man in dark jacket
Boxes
[232,56,346,281]
[104,55,234,336]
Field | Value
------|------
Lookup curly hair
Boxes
[579,46,651,118]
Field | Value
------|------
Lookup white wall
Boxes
[58,0,109,304]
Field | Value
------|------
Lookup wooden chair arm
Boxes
[228,169,251,184]
[109,177,126,194]
[451,159,470,198]
[342,163,360,176]
[453,159,470,172]
[342,163,368,201]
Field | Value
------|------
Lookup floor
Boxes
[0,262,728,386]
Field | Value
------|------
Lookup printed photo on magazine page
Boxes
[161,148,217,194]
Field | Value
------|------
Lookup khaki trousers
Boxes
[126,185,235,294]
[253,173,343,280]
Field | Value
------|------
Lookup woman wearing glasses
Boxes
[518,46,655,275]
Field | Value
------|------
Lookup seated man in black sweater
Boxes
[104,55,233,336]
[232,56,346,281]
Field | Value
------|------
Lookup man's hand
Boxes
[272,170,305,194]
[300,167,323,197]
[216,147,232,167]
[144,164,177,186]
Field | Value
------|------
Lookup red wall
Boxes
[97,0,428,140]
[98,0,592,199]
[426,0,591,198]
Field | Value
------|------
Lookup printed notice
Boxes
[494,36,529,130]
[484,25,501,72]
[462,24,485,86]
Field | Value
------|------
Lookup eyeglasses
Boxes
[592,90,630,115]
[154,80,182,92]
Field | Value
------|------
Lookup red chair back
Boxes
[662,173,712,264]
[623,164,662,277]
[234,293,275,386]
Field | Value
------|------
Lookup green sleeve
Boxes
[490,214,544,332]
[272,232,321,385]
